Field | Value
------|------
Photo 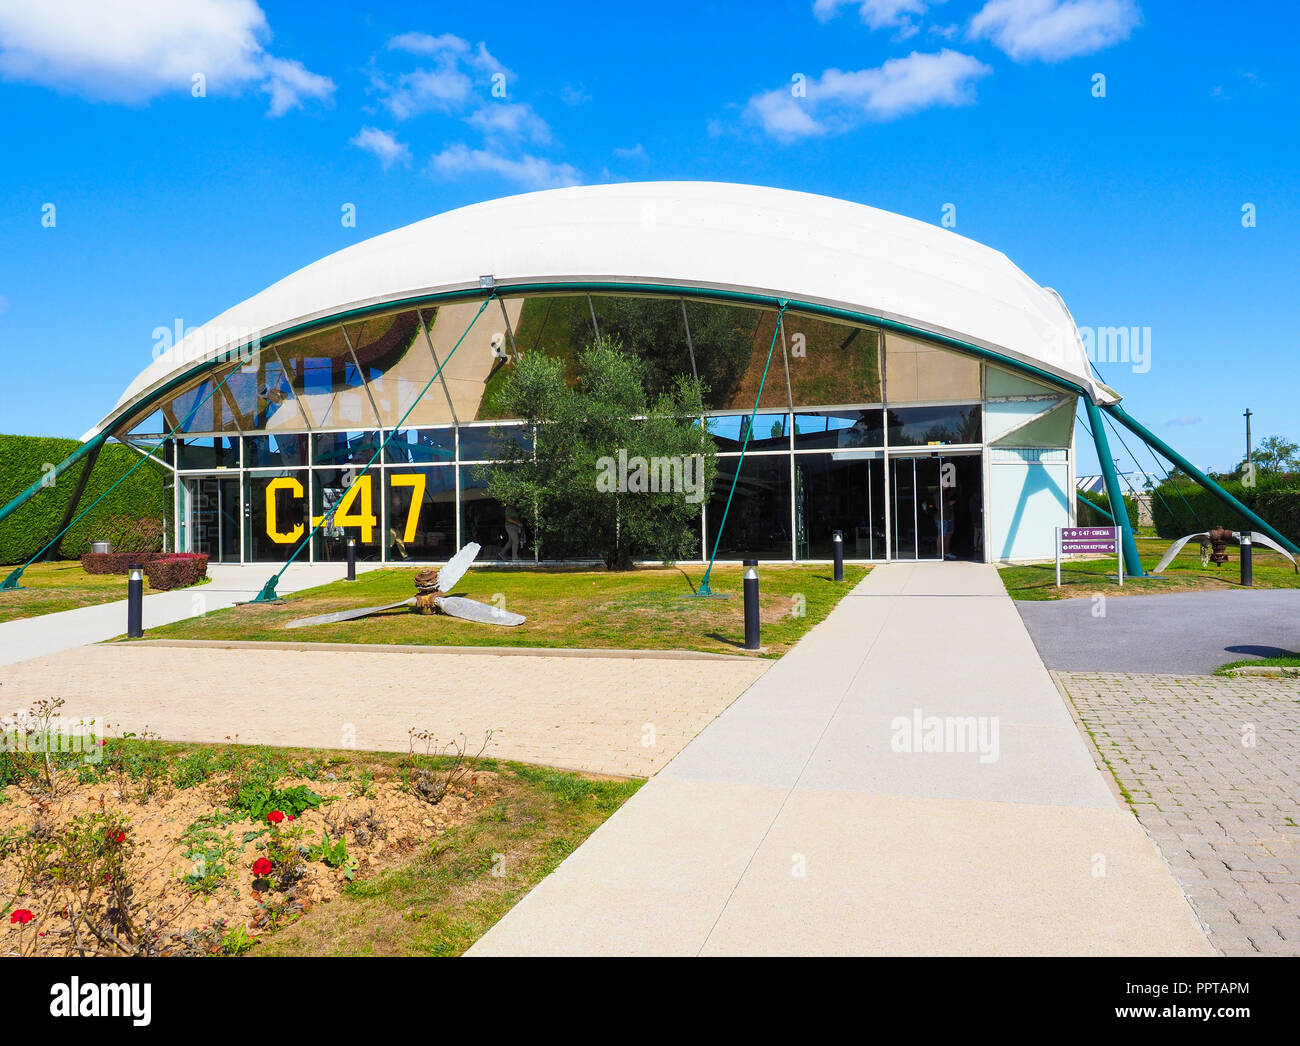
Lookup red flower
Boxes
[288,815,295,821]
[267,811,285,824]
[10,910,34,926]
[107,830,125,843]
[252,858,273,876]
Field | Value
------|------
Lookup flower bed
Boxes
[1,710,496,957]
[80,551,167,575]
[143,553,209,591]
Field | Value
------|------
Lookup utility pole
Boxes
[1244,408,1253,465]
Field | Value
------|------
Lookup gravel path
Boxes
[0,644,768,777]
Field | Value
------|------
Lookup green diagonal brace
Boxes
[1106,402,1299,556]
[250,295,495,602]
[697,301,788,596]
[2,367,240,591]
[1084,397,1144,577]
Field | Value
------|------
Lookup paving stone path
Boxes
[1058,671,1300,956]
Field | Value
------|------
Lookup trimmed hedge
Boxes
[1151,473,1300,545]
[80,551,168,575]
[0,435,169,566]
[1077,490,1139,529]
[143,553,208,591]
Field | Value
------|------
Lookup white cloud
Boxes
[813,0,934,30]
[350,126,411,169]
[429,143,580,189]
[560,84,590,105]
[613,143,646,160]
[465,101,552,144]
[745,50,992,141]
[262,56,333,117]
[968,0,1141,62]
[373,32,510,120]
[0,0,334,115]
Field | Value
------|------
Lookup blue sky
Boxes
[0,0,1295,475]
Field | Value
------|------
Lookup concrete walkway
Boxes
[0,563,380,668]
[471,562,1212,956]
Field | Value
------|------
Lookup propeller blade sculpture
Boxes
[285,542,526,629]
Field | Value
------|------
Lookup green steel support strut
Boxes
[0,433,106,528]
[697,300,788,597]
[1,367,240,590]
[1076,490,1114,522]
[1105,403,1300,556]
[250,295,496,603]
[1084,397,1145,577]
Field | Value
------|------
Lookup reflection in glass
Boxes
[384,427,455,464]
[312,468,382,562]
[785,312,882,405]
[885,333,980,403]
[459,424,530,461]
[164,376,244,434]
[887,405,981,446]
[794,453,885,559]
[346,311,454,427]
[244,433,306,468]
[706,412,789,453]
[460,465,524,562]
[245,470,308,562]
[312,430,381,466]
[386,467,456,561]
[792,409,883,450]
[280,325,379,429]
[176,436,240,470]
[589,295,695,395]
[686,300,788,412]
[422,300,525,423]
[705,455,791,560]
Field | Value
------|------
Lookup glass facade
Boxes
[155,290,1071,563]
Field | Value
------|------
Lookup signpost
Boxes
[1056,526,1123,587]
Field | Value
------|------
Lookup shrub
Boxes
[1076,490,1138,528]
[142,553,208,591]
[80,551,167,574]
[0,435,168,565]
[1150,474,1300,545]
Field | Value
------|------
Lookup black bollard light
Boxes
[743,558,760,651]
[346,538,357,581]
[127,563,144,638]
[1240,531,1253,587]
[832,529,844,582]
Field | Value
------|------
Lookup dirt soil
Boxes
[1,767,499,956]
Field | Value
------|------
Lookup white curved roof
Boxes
[90,181,1111,438]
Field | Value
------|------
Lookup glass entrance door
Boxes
[889,453,982,562]
[182,476,241,562]
[890,456,943,561]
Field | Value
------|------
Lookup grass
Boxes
[1000,536,1300,601]
[1214,654,1300,677]
[2,726,641,957]
[256,761,641,957]
[130,563,869,657]
[0,560,150,623]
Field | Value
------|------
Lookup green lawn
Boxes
[1215,655,1300,677]
[257,761,641,957]
[1001,536,1300,601]
[0,560,147,623]
[132,563,868,657]
[2,729,640,958]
